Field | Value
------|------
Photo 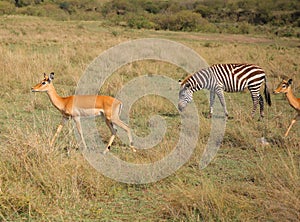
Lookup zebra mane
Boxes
[180,74,193,86]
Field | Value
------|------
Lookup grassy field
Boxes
[0,15,299,221]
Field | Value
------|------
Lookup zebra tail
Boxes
[264,79,272,106]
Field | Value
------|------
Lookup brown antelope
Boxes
[273,79,300,137]
[31,72,135,154]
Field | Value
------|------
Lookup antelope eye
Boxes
[282,84,286,88]
[42,82,46,85]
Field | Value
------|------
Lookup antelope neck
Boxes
[46,84,66,111]
[285,88,300,110]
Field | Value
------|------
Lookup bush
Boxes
[238,22,253,34]
[59,2,70,10]
[154,10,207,31]
[1,0,299,37]
[194,4,211,18]
[253,9,271,25]
[15,0,43,7]
[17,3,69,20]
[59,1,74,14]
[102,0,138,16]
[0,1,15,15]
[141,1,161,14]
[274,26,298,37]
[127,14,155,29]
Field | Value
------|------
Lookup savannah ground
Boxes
[0,15,300,221]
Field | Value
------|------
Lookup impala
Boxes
[31,72,135,154]
[273,79,300,137]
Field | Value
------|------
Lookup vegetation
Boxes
[0,0,299,37]
[0,15,299,221]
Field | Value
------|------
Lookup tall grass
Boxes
[0,16,299,221]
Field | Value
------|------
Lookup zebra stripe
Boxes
[178,63,272,118]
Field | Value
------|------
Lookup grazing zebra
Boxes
[178,63,272,118]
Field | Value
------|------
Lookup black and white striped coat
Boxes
[178,63,271,118]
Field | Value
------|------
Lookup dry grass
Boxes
[0,15,299,221]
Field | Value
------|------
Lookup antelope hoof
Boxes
[258,116,264,121]
[102,146,110,155]
[130,144,136,152]
[129,142,136,152]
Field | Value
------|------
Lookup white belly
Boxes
[75,108,104,117]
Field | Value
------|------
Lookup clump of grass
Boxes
[253,146,300,220]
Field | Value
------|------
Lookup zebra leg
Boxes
[250,93,260,118]
[208,90,216,118]
[259,94,264,118]
[216,89,229,117]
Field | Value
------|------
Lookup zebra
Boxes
[178,63,272,118]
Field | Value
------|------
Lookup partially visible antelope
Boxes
[31,72,135,154]
[273,79,300,137]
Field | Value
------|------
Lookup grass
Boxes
[0,15,300,221]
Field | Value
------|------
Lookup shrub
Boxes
[142,1,161,14]
[127,14,155,29]
[59,1,75,14]
[154,10,207,31]
[101,0,138,16]
[0,1,15,15]
[17,3,69,20]
[253,9,271,25]
[238,22,253,34]
[15,0,43,7]
[194,4,211,18]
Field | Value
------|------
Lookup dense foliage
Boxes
[1,0,299,37]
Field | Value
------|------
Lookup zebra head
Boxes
[178,81,193,112]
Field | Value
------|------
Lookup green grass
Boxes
[0,15,299,221]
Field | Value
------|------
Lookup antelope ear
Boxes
[287,79,292,85]
[49,72,54,81]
